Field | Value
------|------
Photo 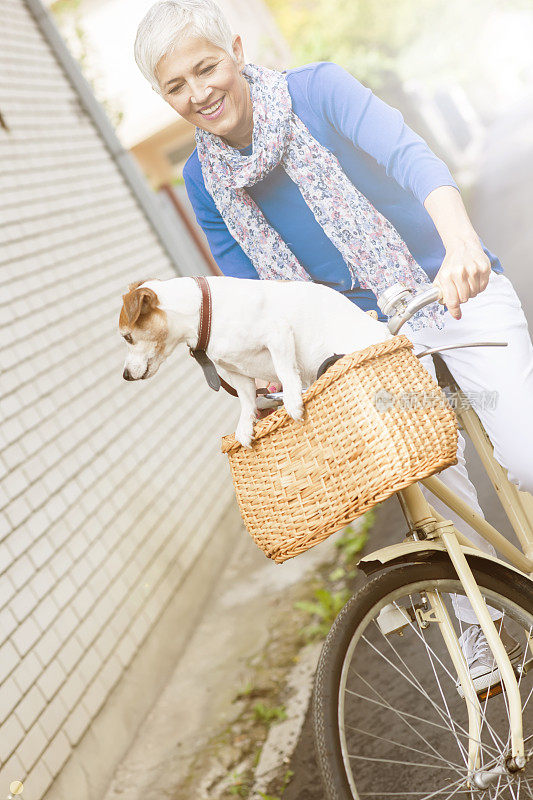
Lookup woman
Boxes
[134,0,533,687]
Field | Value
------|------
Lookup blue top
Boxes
[183,60,502,321]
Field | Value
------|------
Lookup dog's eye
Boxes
[123,333,133,344]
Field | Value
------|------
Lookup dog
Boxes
[119,276,393,448]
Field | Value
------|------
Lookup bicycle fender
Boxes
[358,540,532,581]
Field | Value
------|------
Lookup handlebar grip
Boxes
[386,282,445,335]
[433,283,444,304]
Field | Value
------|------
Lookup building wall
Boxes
[0,2,240,797]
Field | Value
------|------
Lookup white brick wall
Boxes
[0,1,238,797]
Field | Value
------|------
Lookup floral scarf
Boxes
[195,62,445,331]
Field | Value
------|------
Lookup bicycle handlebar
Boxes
[378,283,444,335]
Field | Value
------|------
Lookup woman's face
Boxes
[156,34,253,148]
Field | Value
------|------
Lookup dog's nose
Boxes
[123,367,134,381]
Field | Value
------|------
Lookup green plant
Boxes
[235,680,254,698]
[253,745,263,768]
[258,768,295,798]
[295,587,351,641]
[328,564,357,582]
[280,768,294,793]
[335,511,375,564]
[253,702,287,724]
[228,770,252,796]
[328,565,347,581]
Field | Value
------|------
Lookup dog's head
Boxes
[119,279,169,381]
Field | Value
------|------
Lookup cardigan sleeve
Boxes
[183,155,259,279]
[307,61,459,205]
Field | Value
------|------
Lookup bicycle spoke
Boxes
[440,781,470,800]
[514,776,533,799]
[358,773,470,800]
[507,776,518,800]
[358,794,460,797]
[397,589,509,765]
[478,615,503,761]
[347,752,458,770]
[360,633,470,739]
[407,593,468,767]
[495,616,515,759]
[492,620,533,762]
[438,592,509,756]
[345,675,462,770]
[360,627,504,758]
[391,593,502,760]
[347,679,494,754]
[516,773,533,800]
[418,773,471,800]
[397,596,464,685]
[522,683,533,715]
[358,774,468,798]
[441,597,507,756]
[344,723,463,770]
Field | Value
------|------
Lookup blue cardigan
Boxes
[183,61,502,320]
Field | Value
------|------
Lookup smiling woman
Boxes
[134,0,254,148]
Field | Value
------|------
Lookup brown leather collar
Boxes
[192,275,213,352]
[189,277,272,401]
[189,276,238,397]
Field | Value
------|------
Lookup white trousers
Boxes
[401,270,533,624]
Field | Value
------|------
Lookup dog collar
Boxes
[189,276,238,397]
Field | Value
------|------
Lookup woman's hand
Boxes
[433,238,491,320]
[254,378,282,392]
[254,378,283,419]
[423,186,491,321]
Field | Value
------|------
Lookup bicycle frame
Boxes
[360,371,533,780]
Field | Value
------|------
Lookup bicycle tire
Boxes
[313,556,533,800]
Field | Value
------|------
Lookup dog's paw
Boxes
[235,423,254,450]
[284,400,305,423]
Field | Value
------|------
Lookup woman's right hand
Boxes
[255,378,282,392]
[255,378,283,418]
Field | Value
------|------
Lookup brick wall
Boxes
[0,1,238,796]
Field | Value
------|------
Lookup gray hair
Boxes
[134,0,237,95]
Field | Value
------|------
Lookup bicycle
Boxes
[304,283,533,799]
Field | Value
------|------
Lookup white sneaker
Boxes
[456,623,523,697]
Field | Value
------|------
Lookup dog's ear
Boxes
[121,286,159,327]
[127,277,158,292]
[127,279,145,292]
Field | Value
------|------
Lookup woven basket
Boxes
[221,334,458,564]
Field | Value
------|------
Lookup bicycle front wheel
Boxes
[313,556,533,800]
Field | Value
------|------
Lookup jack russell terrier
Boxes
[119,276,393,449]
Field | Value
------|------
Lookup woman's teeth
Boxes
[200,98,223,116]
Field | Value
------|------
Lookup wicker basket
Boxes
[221,334,458,564]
